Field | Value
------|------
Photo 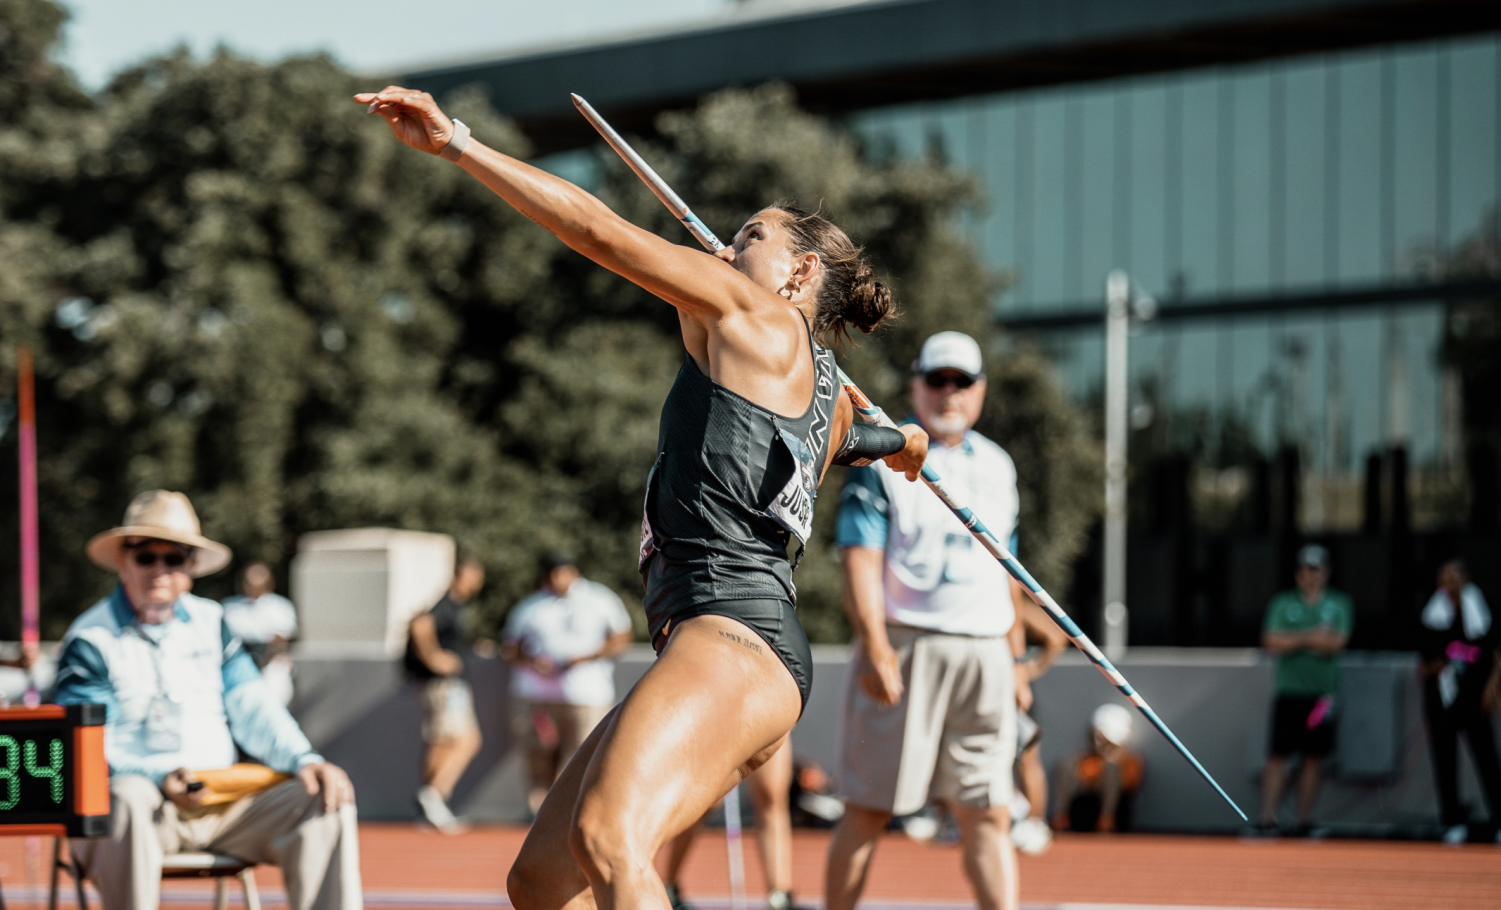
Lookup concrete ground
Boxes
[0,825,1495,908]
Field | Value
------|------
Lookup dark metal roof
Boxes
[405,0,1500,153]
[999,278,1501,331]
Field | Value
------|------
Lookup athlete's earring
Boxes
[784,275,802,298]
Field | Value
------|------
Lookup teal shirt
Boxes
[1263,589,1353,697]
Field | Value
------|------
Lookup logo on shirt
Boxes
[804,354,835,462]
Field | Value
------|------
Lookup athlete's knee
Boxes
[569,806,648,884]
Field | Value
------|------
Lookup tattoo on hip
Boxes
[718,630,763,655]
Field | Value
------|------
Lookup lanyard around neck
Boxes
[130,622,175,701]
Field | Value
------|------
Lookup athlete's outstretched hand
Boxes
[354,86,458,155]
[882,424,928,482]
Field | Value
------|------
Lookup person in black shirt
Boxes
[357,87,926,910]
[405,555,487,832]
[1420,559,1501,844]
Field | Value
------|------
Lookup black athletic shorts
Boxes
[1269,694,1336,757]
[650,599,813,715]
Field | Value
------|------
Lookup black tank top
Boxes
[640,316,838,618]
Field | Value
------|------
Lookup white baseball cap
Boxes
[1092,703,1134,747]
[1296,544,1330,569]
[913,331,983,379]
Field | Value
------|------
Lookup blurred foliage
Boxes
[0,0,1098,641]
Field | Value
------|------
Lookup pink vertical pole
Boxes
[18,346,39,704]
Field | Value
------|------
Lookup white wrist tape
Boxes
[438,119,471,162]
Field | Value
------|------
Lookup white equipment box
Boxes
[291,528,454,655]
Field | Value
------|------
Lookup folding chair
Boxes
[50,837,261,910]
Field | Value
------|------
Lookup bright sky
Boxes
[57,0,731,88]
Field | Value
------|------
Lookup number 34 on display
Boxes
[0,736,64,808]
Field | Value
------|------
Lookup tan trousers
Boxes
[516,701,611,799]
[72,775,362,910]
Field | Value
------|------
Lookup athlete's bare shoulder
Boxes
[692,304,815,416]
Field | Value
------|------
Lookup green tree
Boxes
[0,2,1099,641]
[0,21,565,631]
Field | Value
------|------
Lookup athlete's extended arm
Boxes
[355,87,758,318]
[821,391,927,483]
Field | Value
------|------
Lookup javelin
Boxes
[571,94,1246,821]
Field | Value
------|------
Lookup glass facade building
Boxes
[848,35,1499,518]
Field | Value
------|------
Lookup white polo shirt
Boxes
[503,578,633,706]
[835,425,1018,637]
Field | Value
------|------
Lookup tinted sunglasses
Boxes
[921,372,976,391]
[130,550,189,569]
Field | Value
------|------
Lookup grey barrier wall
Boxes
[289,644,1497,834]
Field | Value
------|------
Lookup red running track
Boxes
[0,825,1494,908]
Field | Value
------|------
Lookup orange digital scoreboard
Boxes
[0,704,109,837]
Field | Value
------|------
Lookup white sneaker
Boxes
[1012,817,1053,856]
[1441,824,1467,845]
[417,785,466,834]
[1009,792,1032,824]
[902,815,940,842]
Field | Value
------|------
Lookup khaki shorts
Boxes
[837,625,1016,816]
[418,677,480,743]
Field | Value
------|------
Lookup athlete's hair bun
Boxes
[844,261,894,336]
[768,204,897,345]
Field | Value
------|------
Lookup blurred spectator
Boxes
[789,758,844,828]
[0,646,38,670]
[55,490,358,910]
[1051,704,1143,833]
[1011,599,1069,856]
[502,552,632,816]
[404,555,487,833]
[827,332,1026,910]
[0,643,41,706]
[222,561,298,705]
[1420,559,1501,845]
[1256,544,1351,835]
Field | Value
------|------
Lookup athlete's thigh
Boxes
[573,613,801,855]
[509,707,620,910]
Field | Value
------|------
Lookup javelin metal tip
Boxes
[571,93,585,105]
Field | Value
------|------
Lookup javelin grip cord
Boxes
[570,93,1246,821]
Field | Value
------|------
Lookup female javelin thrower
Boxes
[356,87,927,909]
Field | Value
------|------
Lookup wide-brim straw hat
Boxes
[86,490,232,578]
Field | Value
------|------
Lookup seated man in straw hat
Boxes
[54,491,362,910]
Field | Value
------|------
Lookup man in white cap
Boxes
[1050,704,1144,833]
[54,490,362,910]
[826,332,1029,910]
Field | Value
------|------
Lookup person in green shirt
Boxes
[1257,544,1353,834]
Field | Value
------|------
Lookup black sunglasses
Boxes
[131,551,189,569]
[921,372,976,391]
